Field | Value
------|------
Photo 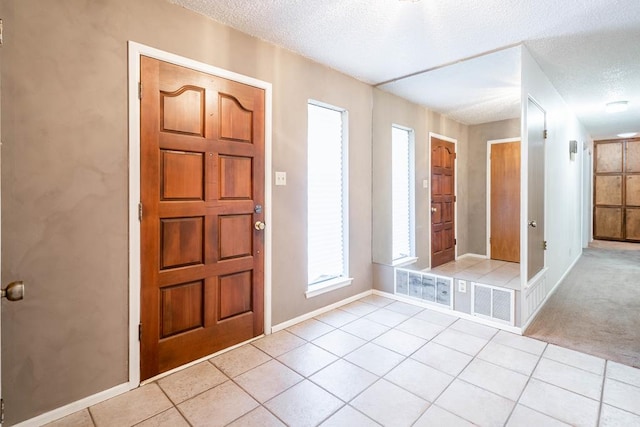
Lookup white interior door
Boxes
[527,98,546,280]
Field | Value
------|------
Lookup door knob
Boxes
[254,221,266,231]
[431,207,437,213]
[1,281,25,302]
[528,220,537,228]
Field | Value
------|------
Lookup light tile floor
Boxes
[47,294,640,427]
[429,258,521,289]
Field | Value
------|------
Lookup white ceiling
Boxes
[170,0,640,138]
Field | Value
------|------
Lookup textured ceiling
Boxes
[379,46,521,125]
[170,0,640,138]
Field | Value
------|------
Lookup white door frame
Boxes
[486,137,520,259]
[127,41,273,387]
[0,147,3,427]
[428,132,458,264]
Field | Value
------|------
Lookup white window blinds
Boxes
[392,126,414,261]
[307,102,348,285]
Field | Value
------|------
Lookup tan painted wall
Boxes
[0,0,373,423]
[371,89,468,293]
[466,118,521,255]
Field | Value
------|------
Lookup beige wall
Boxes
[371,89,468,293]
[466,118,521,255]
[0,0,374,423]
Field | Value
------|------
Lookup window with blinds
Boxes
[392,125,415,261]
[307,101,349,286]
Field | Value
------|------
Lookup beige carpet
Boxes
[525,241,640,368]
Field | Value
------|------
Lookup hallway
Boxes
[525,241,640,368]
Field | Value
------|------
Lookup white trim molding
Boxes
[12,383,132,427]
[273,290,372,332]
[127,41,273,390]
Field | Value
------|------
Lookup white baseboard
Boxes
[457,253,488,260]
[371,289,522,335]
[13,382,135,427]
[12,289,374,426]
[522,252,582,332]
[271,289,373,332]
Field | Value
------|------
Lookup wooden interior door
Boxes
[140,57,265,380]
[527,99,546,281]
[431,137,456,268]
[490,141,521,262]
[594,138,640,241]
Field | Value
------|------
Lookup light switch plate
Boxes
[423,180,429,189]
[275,171,287,186]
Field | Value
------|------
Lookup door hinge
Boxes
[138,202,143,221]
[1,397,5,424]
[138,324,142,341]
[454,239,457,245]
[543,240,548,250]
[543,129,548,139]
[138,82,143,100]
[0,19,4,46]
[454,195,457,202]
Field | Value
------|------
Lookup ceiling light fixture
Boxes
[605,101,629,113]
[617,132,637,138]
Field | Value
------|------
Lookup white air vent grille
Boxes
[472,282,515,325]
[473,285,492,317]
[395,268,453,309]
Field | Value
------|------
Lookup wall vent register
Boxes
[394,268,453,309]
[471,282,515,325]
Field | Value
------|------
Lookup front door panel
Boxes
[431,137,456,268]
[140,57,265,380]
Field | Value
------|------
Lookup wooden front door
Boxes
[140,57,265,380]
[490,141,521,262]
[594,138,640,241]
[431,137,456,268]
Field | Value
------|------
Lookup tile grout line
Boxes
[87,406,98,427]
[596,360,608,427]
[152,382,191,427]
[502,341,548,426]
[268,303,393,425]
[428,323,501,426]
[404,316,499,425]
[226,304,384,426]
[310,301,426,424]
[50,294,638,426]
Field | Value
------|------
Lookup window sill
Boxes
[306,277,354,299]
[392,257,418,267]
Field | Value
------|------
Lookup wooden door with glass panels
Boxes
[431,137,456,268]
[140,56,265,380]
[594,138,640,241]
